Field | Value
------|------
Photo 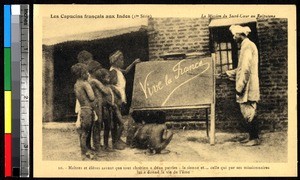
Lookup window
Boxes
[210,27,238,74]
[209,21,258,75]
[215,41,234,74]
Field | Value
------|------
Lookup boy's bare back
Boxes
[74,79,95,108]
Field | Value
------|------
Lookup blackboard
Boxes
[131,57,214,110]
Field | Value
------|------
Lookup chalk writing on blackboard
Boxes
[138,59,210,106]
[132,57,213,109]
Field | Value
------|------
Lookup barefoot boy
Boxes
[109,50,141,149]
[87,62,112,152]
[93,68,124,151]
[71,63,95,159]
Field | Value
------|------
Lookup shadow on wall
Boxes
[43,30,149,121]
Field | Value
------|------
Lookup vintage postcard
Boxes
[33,5,297,177]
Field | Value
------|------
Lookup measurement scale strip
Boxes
[4,4,30,177]
[11,4,21,177]
[19,4,30,177]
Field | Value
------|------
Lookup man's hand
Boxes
[236,86,246,96]
[236,90,243,96]
[219,72,228,78]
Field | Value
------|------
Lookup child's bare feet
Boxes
[103,146,115,152]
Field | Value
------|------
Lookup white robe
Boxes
[226,38,260,103]
[110,66,127,104]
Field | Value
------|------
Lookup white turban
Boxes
[229,25,251,36]
[109,50,123,65]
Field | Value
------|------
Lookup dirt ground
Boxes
[42,122,287,163]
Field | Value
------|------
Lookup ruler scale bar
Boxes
[19,4,30,178]
[11,8,21,176]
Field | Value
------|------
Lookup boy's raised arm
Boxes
[90,79,110,95]
[122,58,141,74]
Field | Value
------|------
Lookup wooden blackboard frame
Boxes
[130,54,216,145]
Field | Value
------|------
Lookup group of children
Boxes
[71,50,140,159]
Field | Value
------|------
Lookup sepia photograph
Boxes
[33,5,297,177]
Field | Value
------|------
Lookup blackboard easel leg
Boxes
[210,104,216,145]
[205,108,209,137]
[210,53,216,145]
